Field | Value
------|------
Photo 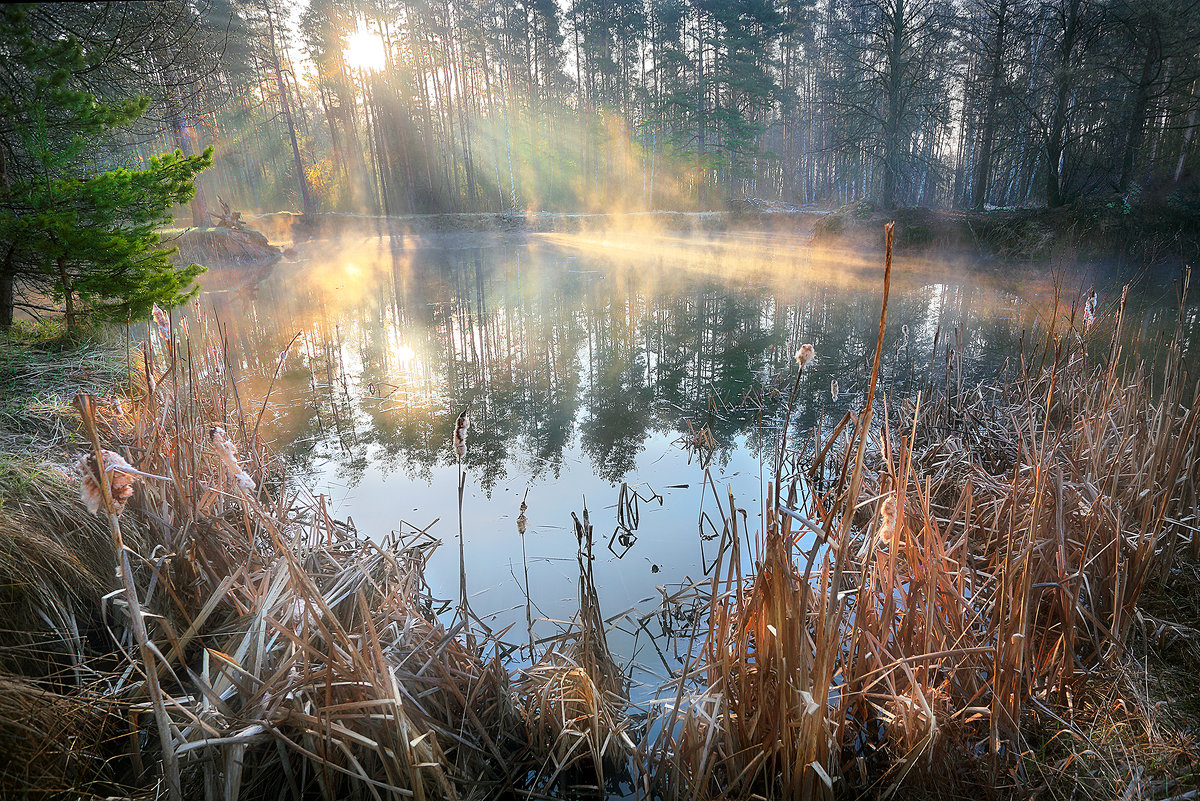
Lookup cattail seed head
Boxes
[209,425,255,492]
[151,305,170,342]
[453,409,470,460]
[876,493,898,547]
[1082,289,1097,331]
[78,450,139,516]
[795,343,816,368]
[831,379,839,402]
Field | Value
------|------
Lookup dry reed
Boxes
[0,234,1196,800]
[641,235,1198,799]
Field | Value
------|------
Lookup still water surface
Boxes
[200,229,1192,696]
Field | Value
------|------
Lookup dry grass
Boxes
[518,508,634,794]
[0,319,533,800]
[0,240,1196,800]
[641,246,1198,799]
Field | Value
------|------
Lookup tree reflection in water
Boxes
[196,230,1191,692]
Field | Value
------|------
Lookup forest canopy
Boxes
[3,0,1200,221]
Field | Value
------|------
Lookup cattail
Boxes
[831,379,839,402]
[1082,289,1097,332]
[454,408,470,460]
[876,493,897,547]
[795,343,816,368]
[900,324,909,348]
[517,499,528,535]
[209,425,255,492]
[286,598,319,636]
[78,450,139,516]
[151,304,170,342]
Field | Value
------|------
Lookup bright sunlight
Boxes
[344,26,386,72]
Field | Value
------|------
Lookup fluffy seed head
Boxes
[1082,289,1097,331]
[78,450,139,516]
[795,343,816,368]
[876,493,898,547]
[453,409,470,460]
[210,426,255,492]
[151,305,170,342]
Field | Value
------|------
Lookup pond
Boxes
[198,228,1194,699]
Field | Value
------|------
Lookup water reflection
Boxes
[198,230,1194,695]
[208,236,1050,485]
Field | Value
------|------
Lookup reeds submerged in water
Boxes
[519,507,634,795]
[640,248,1198,797]
[0,237,1197,800]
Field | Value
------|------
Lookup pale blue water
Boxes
[199,229,1195,698]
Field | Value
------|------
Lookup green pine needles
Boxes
[0,5,211,329]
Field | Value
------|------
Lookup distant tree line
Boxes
[8,0,1200,217]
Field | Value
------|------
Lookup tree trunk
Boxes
[0,272,13,330]
[881,0,906,209]
[1045,0,1080,208]
[972,0,1007,211]
[168,90,209,227]
[1118,44,1158,193]
[264,0,315,216]
[317,85,346,182]
[1177,86,1198,182]
[0,149,11,330]
[696,10,706,204]
[57,257,75,331]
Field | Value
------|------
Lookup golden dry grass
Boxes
[0,243,1196,800]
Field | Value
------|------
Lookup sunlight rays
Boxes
[344,27,386,73]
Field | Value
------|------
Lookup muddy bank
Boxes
[244,208,827,244]
[812,199,1200,262]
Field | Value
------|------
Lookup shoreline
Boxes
[183,202,1200,266]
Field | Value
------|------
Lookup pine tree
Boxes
[0,5,210,329]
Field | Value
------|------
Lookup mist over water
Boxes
[199,229,1195,697]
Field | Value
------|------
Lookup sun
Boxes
[344,27,386,73]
